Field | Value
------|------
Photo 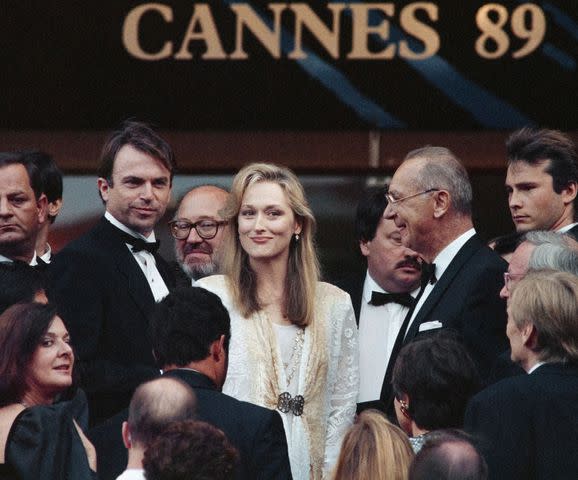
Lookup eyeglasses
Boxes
[503,271,526,290]
[168,219,228,240]
[385,188,440,205]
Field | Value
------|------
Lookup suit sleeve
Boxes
[251,410,293,480]
[48,248,157,395]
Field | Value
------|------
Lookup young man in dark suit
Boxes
[49,121,177,425]
[465,270,578,480]
[505,128,578,239]
[89,286,292,480]
[383,146,508,401]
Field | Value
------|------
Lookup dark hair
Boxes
[354,185,389,243]
[0,302,58,406]
[487,231,524,257]
[128,377,197,447]
[150,287,231,368]
[22,151,63,223]
[0,152,44,199]
[392,333,481,431]
[98,120,176,185]
[507,128,578,216]
[0,262,45,315]
[409,429,488,480]
[143,420,239,480]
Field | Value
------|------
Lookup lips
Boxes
[53,364,71,372]
[250,236,272,243]
[183,244,212,256]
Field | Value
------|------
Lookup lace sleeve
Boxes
[323,292,359,476]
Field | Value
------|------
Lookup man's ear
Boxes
[121,421,132,449]
[47,198,63,218]
[211,335,226,362]
[359,240,370,257]
[432,190,450,219]
[522,324,540,350]
[36,194,48,224]
[97,177,110,203]
[561,181,577,205]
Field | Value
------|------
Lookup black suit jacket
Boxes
[48,217,175,424]
[381,234,508,407]
[88,370,292,480]
[332,269,365,323]
[464,362,578,480]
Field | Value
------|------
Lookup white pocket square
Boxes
[419,320,443,332]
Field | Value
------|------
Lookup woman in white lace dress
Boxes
[197,163,359,479]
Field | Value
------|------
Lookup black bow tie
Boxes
[370,291,415,308]
[421,262,437,287]
[115,228,160,254]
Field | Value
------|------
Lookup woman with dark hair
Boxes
[392,333,480,452]
[0,302,96,479]
[198,163,359,479]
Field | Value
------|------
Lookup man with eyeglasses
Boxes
[382,146,508,394]
[169,185,229,284]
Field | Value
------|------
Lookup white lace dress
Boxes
[197,275,359,480]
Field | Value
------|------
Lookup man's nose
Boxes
[0,197,12,217]
[383,203,395,219]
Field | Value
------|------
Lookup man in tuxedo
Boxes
[24,150,63,263]
[0,152,47,265]
[465,270,578,479]
[339,186,421,411]
[49,121,177,425]
[383,146,508,394]
[116,377,197,480]
[505,128,578,239]
[89,286,292,480]
[169,185,229,284]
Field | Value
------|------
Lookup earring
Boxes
[398,398,411,419]
[294,233,300,241]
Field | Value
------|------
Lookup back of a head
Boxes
[150,286,231,368]
[143,420,239,480]
[127,377,197,448]
[405,146,473,216]
[392,333,481,431]
[409,430,488,480]
[529,242,578,275]
[0,262,45,314]
[354,185,389,243]
[332,410,414,480]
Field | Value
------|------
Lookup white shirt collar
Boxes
[528,361,547,374]
[105,211,156,242]
[38,244,52,263]
[558,222,578,234]
[432,228,476,278]
[0,252,37,266]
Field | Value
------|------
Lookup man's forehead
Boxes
[390,158,423,190]
[177,188,228,218]
[112,145,171,178]
[507,159,551,178]
[510,241,535,272]
[0,163,32,189]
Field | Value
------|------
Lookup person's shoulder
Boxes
[471,373,531,407]
[317,281,352,302]
[196,274,227,291]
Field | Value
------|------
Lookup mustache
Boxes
[182,243,213,255]
[396,257,421,270]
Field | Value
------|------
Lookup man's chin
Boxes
[182,261,217,281]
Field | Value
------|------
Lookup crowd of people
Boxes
[0,121,576,480]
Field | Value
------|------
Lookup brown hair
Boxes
[332,410,414,480]
[220,163,319,327]
[0,302,58,407]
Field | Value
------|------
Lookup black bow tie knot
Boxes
[370,291,415,308]
[421,262,437,287]
[115,229,160,254]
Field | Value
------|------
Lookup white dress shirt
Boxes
[116,469,145,480]
[0,252,38,266]
[39,243,52,264]
[358,272,418,403]
[405,228,476,338]
[105,212,169,302]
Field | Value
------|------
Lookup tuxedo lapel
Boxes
[404,235,482,342]
[96,218,156,313]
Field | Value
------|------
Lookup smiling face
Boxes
[98,144,171,237]
[0,164,47,261]
[174,186,229,280]
[383,159,436,258]
[238,181,301,264]
[506,160,576,232]
[25,316,74,404]
[361,216,421,293]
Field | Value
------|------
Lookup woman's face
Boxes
[26,316,74,401]
[238,181,301,263]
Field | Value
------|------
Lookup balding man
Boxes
[169,185,229,284]
[383,147,508,398]
[117,377,197,480]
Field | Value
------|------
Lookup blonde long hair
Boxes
[332,410,414,480]
[220,163,320,327]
